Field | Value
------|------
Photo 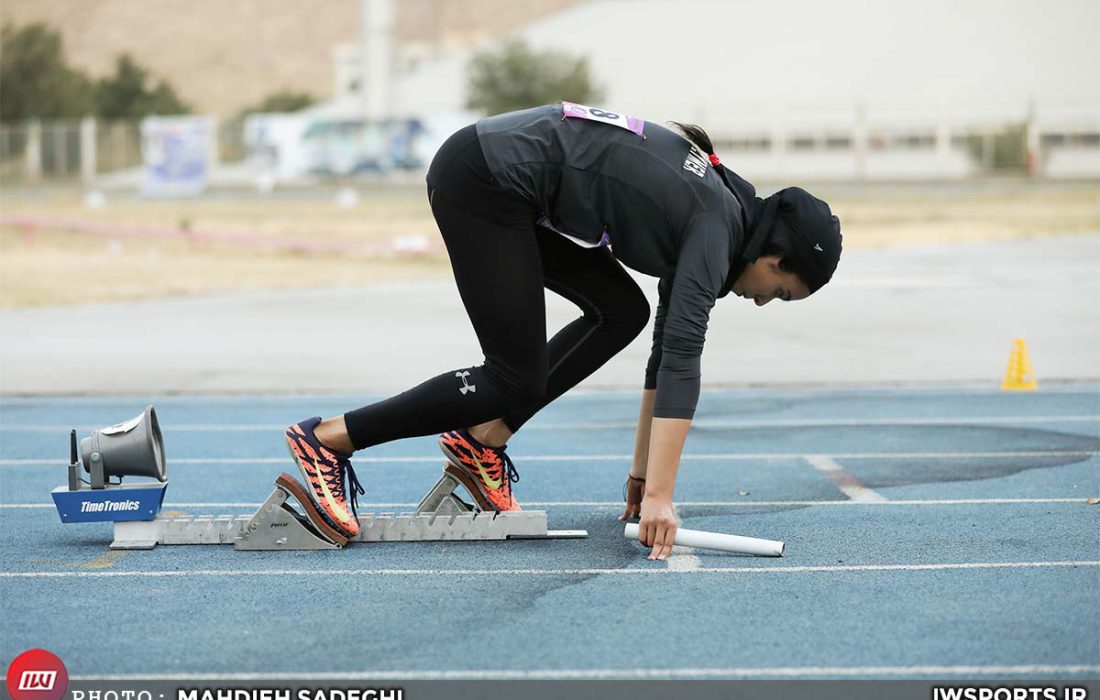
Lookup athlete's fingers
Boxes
[648,527,667,560]
[649,522,678,560]
[659,535,675,561]
[660,524,678,560]
[648,539,662,560]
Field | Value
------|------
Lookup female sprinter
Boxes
[283,102,842,560]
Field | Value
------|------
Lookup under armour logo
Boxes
[455,371,476,395]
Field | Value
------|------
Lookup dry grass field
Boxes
[0,187,449,307]
[1,181,1097,308]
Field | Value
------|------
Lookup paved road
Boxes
[1,234,1097,394]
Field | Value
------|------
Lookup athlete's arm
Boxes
[627,274,673,520]
[632,216,729,558]
[643,277,673,391]
[620,388,656,521]
[637,416,690,560]
[650,216,729,421]
[630,389,656,479]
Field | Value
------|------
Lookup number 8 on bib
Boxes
[561,101,645,137]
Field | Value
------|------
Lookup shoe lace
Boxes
[499,449,520,485]
[322,458,364,521]
[343,460,365,521]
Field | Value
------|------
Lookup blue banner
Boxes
[52,483,167,523]
[141,116,213,197]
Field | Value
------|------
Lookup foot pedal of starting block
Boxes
[338,470,586,542]
[416,472,475,516]
[110,520,165,550]
[234,473,349,550]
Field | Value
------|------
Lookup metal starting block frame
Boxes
[110,471,587,550]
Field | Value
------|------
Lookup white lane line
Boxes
[668,503,701,571]
[70,664,1100,680]
[665,549,700,570]
[1,498,1093,509]
[9,414,1100,431]
[804,455,888,503]
[3,560,1098,579]
[4,450,1097,466]
[543,415,1100,429]
[0,394,390,405]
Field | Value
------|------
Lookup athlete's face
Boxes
[731,256,811,306]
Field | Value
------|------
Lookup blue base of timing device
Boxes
[52,482,167,523]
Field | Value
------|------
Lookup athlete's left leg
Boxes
[437,227,649,510]
[492,225,651,434]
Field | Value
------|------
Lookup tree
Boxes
[238,90,316,117]
[95,54,190,119]
[466,40,602,115]
[0,22,95,121]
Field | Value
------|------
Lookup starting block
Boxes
[110,471,588,550]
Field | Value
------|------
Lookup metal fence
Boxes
[1,107,1097,186]
[0,117,246,187]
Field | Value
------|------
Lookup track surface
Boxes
[1,386,1098,680]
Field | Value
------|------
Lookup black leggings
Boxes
[343,126,650,450]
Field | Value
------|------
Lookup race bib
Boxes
[536,215,611,249]
[561,101,645,137]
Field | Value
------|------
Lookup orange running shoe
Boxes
[284,417,365,537]
[438,428,521,512]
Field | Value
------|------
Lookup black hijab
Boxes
[720,166,843,295]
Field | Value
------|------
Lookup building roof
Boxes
[396,0,1100,129]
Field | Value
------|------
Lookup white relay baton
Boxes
[624,522,785,557]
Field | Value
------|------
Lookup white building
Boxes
[374,0,1100,179]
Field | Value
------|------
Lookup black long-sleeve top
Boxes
[476,104,745,418]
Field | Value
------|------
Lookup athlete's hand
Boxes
[637,493,677,561]
[618,475,645,521]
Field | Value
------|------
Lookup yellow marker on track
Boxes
[1002,338,1038,391]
